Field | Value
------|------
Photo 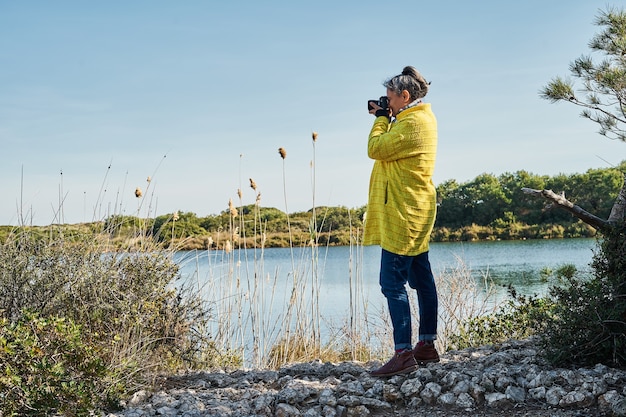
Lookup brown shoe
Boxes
[413,341,440,364]
[370,350,418,377]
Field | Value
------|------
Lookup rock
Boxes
[528,386,546,400]
[613,397,626,417]
[400,378,423,397]
[505,385,526,403]
[546,386,567,406]
[155,405,177,416]
[455,392,475,408]
[318,389,337,407]
[437,392,457,407]
[451,379,470,395]
[559,390,594,408]
[337,380,364,396]
[102,338,626,417]
[276,403,302,417]
[420,382,442,405]
[485,392,509,408]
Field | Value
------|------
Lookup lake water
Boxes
[173,238,597,328]
[172,238,598,364]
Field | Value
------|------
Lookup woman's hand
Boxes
[368,101,381,115]
[369,101,391,118]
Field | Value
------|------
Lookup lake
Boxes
[173,238,596,330]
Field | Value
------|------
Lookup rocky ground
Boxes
[104,339,626,417]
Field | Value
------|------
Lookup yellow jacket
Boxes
[363,104,438,256]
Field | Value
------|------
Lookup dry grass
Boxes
[434,256,501,352]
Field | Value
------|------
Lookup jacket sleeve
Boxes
[368,117,421,162]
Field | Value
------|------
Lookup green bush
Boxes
[533,225,626,367]
[0,230,217,414]
[460,225,626,368]
[0,311,114,416]
[449,287,552,350]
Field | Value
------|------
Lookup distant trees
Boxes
[434,163,625,233]
[75,161,626,251]
[75,162,626,250]
[2,161,607,252]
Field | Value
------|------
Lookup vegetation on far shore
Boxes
[2,163,623,251]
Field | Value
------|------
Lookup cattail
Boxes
[255,192,261,205]
[135,187,143,198]
[278,147,287,159]
[237,188,242,199]
[172,211,179,222]
[249,178,257,191]
[312,131,318,142]
[224,240,232,253]
[207,236,214,248]
[228,198,238,217]
[146,176,152,183]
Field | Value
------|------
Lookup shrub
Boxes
[449,287,552,350]
[0,229,216,413]
[0,311,114,416]
[534,224,626,367]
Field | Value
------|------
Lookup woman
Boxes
[365,66,440,377]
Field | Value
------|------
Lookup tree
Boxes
[435,179,466,228]
[152,211,206,243]
[498,171,545,223]
[524,6,626,367]
[540,7,626,142]
[462,173,511,226]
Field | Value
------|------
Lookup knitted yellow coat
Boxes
[363,103,438,256]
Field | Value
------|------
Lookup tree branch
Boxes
[607,173,626,224]
[521,188,610,232]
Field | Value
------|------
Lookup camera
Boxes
[368,96,389,111]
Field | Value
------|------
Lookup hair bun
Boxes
[401,66,415,76]
[383,66,430,100]
[402,66,424,81]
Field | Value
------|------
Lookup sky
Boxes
[1,1,624,226]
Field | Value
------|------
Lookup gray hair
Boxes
[383,66,430,100]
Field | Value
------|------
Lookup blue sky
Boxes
[1,1,624,225]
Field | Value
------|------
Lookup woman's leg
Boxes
[379,249,413,351]
[408,251,438,341]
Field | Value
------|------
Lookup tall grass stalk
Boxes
[276,146,301,364]
[310,132,321,353]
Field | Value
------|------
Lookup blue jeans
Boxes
[379,249,438,351]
